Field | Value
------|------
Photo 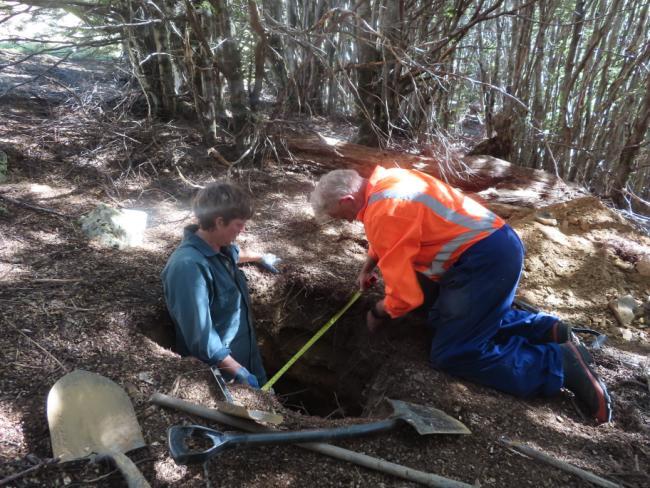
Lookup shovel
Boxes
[168,398,470,464]
[209,366,284,425]
[47,370,150,488]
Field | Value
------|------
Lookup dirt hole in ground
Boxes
[258,292,384,419]
[270,375,366,418]
[140,306,177,350]
[141,293,381,420]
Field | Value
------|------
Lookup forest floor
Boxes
[1,56,649,488]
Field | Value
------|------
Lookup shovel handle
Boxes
[210,366,234,403]
[169,425,224,465]
[169,419,401,465]
[227,418,400,446]
[110,451,151,488]
[153,393,473,487]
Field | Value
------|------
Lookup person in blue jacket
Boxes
[161,182,280,388]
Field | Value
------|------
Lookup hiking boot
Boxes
[561,342,612,424]
[545,320,573,343]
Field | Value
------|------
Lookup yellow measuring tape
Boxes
[261,290,362,392]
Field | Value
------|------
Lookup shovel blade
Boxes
[388,399,471,435]
[213,400,284,425]
[47,370,146,461]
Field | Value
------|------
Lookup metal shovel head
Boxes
[212,399,284,425]
[47,369,146,461]
[210,366,283,425]
[387,399,471,435]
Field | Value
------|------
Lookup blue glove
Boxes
[234,367,260,388]
[259,253,281,274]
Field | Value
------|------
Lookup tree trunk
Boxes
[527,1,558,169]
[152,9,177,117]
[248,0,267,110]
[184,0,220,142]
[555,0,586,176]
[354,0,382,147]
[611,70,650,208]
[263,0,288,101]
[209,0,252,154]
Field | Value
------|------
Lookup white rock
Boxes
[535,212,557,226]
[80,204,148,249]
[609,295,640,327]
[539,226,569,246]
[614,258,633,271]
[138,371,155,385]
[620,328,634,341]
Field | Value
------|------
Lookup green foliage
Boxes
[444,7,456,19]
[198,0,213,12]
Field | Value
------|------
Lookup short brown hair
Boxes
[192,182,253,230]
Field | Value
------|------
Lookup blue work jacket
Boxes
[161,225,266,384]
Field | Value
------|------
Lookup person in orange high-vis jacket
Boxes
[311,166,612,424]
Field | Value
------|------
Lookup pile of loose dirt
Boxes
[512,196,650,344]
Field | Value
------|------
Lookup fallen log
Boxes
[285,134,586,208]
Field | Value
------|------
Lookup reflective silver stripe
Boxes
[367,189,498,277]
[423,229,489,276]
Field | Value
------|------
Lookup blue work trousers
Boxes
[425,225,563,398]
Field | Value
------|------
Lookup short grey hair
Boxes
[310,169,364,218]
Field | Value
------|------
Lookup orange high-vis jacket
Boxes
[356,166,505,318]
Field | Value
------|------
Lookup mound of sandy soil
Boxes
[512,196,650,344]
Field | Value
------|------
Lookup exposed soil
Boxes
[1,56,649,488]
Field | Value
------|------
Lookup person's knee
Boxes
[428,346,468,370]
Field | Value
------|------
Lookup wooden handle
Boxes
[150,393,471,487]
[111,451,151,488]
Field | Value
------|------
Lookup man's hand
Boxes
[366,300,389,333]
[259,253,281,274]
[358,256,378,290]
[234,366,260,388]
[358,270,378,291]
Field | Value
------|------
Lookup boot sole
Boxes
[566,342,612,423]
